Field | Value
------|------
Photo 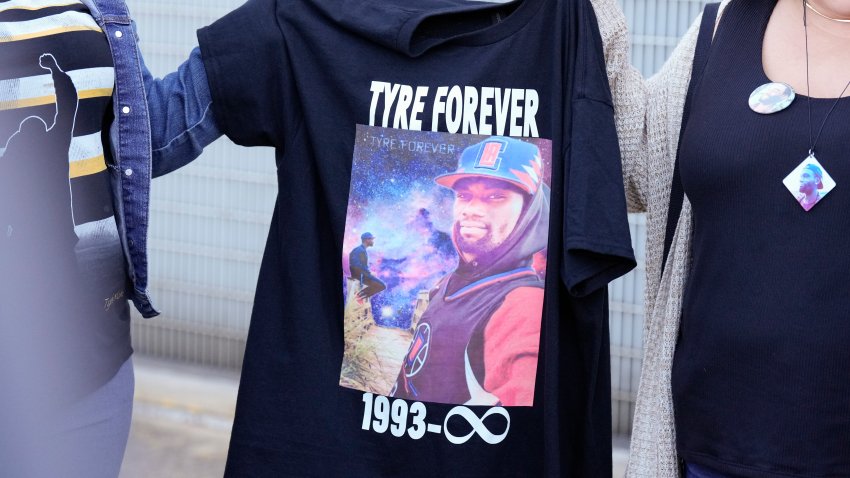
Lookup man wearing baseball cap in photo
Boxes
[391,136,550,407]
[348,231,386,303]
[797,163,825,212]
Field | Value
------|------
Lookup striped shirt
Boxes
[0,0,131,392]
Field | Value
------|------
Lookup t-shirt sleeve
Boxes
[197,0,287,148]
[561,0,636,297]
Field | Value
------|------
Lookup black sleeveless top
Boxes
[673,0,850,476]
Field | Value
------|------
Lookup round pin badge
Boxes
[749,82,795,114]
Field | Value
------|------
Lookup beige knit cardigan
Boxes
[588,1,732,476]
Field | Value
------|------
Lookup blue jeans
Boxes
[356,272,387,300]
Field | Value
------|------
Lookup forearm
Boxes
[43,55,78,135]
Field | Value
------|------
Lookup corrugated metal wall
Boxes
[127,0,276,369]
[127,0,707,436]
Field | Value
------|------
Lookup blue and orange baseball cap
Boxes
[804,163,824,189]
[435,136,543,195]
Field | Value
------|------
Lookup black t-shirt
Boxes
[0,0,131,401]
[198,0,634,475]
[674,0,850,476]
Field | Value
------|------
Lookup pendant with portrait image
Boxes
[782,153,836,211]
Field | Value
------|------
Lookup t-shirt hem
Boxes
[680,450,849,478]
[226,437,539,477]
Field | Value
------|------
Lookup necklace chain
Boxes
[805,0,850,23]
[803,0,850,155]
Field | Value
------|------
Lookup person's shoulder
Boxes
[510,286,544,297]
[486,287,543,335]
[500,287,544,309]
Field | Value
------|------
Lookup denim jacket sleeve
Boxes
[141,44,222,178]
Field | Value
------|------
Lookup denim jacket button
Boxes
[124,168,133,177]
[114,30,123,38]
[121,106,131,114]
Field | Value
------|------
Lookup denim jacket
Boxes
[81,0,220,317]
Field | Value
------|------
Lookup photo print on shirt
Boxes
[340,125,552,407]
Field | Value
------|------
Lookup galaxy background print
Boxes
[339,125,551,395]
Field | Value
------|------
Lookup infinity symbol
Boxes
[443,406,510,445]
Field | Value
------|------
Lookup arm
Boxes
[142,44,222,178]
[588,0,730,321]
[481,287,544,407]
[588,0,710,214]
[135,0,288,176]
[350,248,368,272]
[39,54,77,139]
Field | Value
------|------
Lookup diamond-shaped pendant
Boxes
[782,154,836,211]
